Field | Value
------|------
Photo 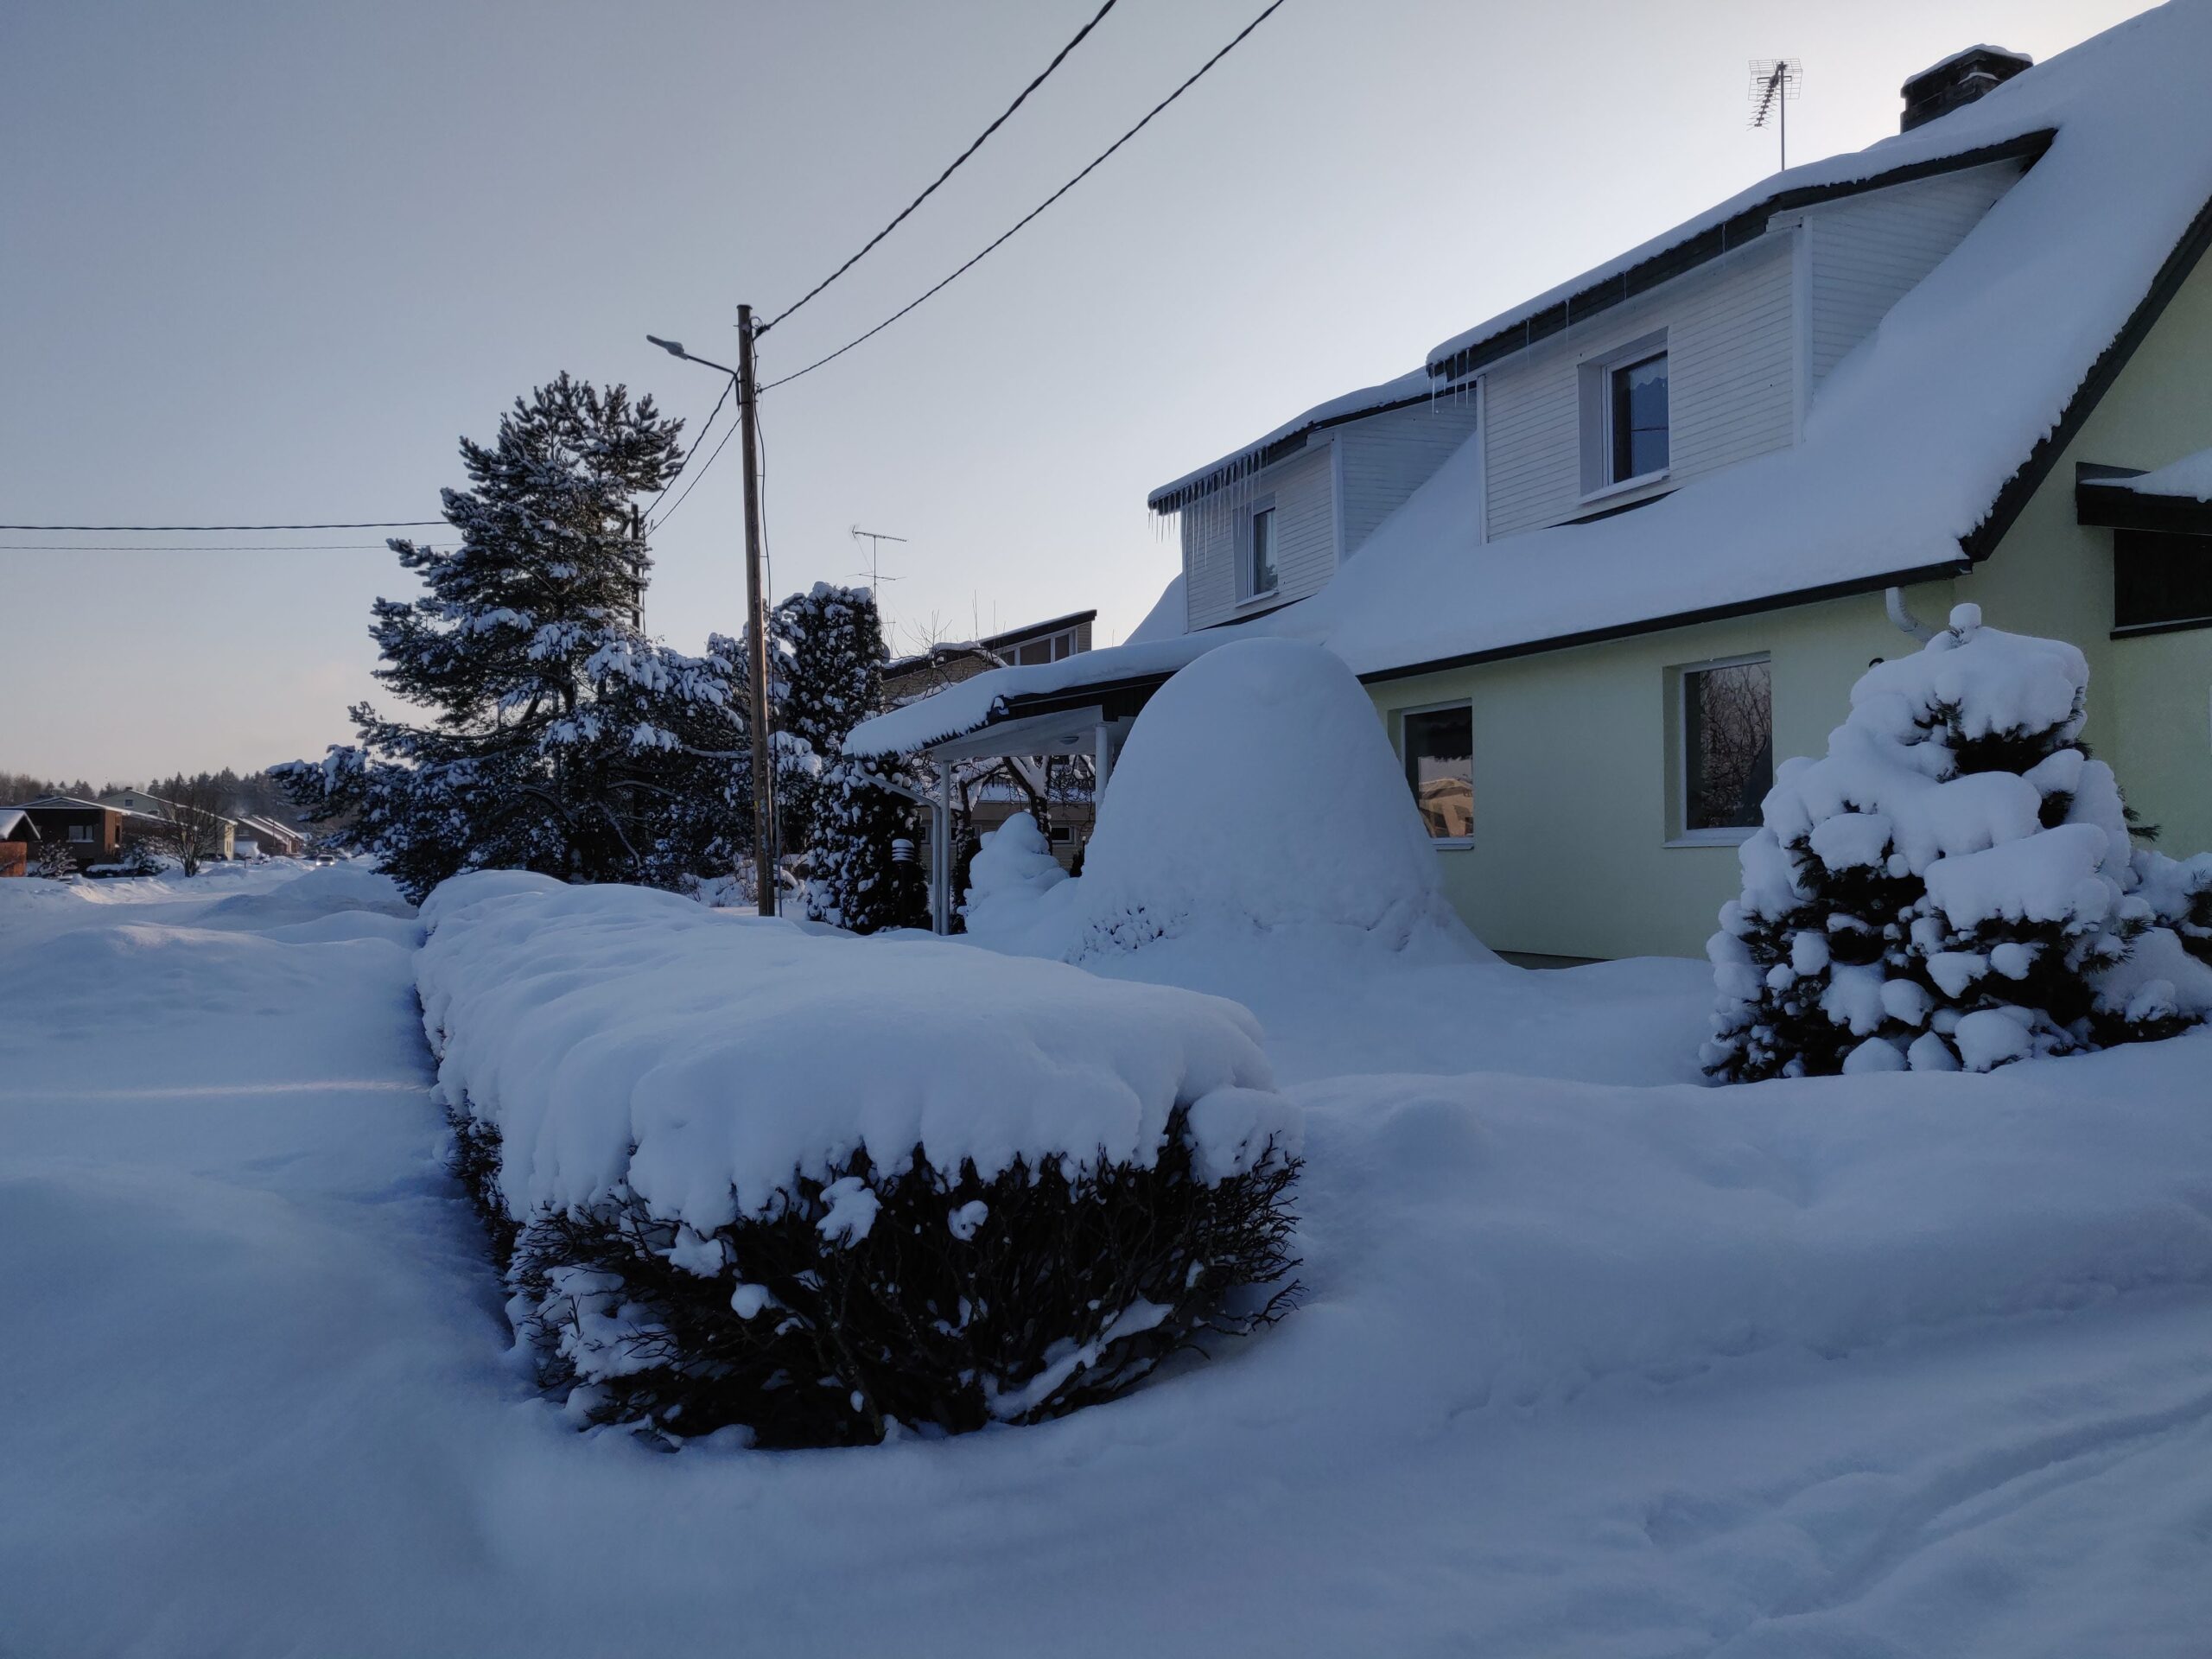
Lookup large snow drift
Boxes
[963,639,1478,961]
[416,873,1297,1232]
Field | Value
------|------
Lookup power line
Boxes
[640,376,734,525]
[651,410,742,531]
[760,0,1291,394]
[4,543,454,556]
[760,0,1120,337]
[0,518,443,531]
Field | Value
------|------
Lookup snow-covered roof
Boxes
[2107,447,2212,502]
[1146,368,1432,514]
[0,809,35,840]
[851,5,2212,758]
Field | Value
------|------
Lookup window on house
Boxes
[1402,704,1474,840]
[2113,530,2212,633]
[1611,352,1669,482]
[1246,504,1277,599]
[1681,658,1772,835]
[67,823,94,843]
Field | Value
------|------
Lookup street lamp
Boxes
[649,311,776,916]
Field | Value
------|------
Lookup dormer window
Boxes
[1244,499,1278,601]
[1578,328,1671,500]
[1611,352,1669,481]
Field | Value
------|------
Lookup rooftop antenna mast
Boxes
[849,524,908,593]
[1748,59,1803,171]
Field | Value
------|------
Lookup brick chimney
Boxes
[1900,45,2033,131]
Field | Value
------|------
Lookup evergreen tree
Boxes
[276,375,747,900]
[1706,605,2206,1081]
[771,582,889,851]
[805,753,927,932]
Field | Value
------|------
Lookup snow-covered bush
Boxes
[417,874,1302,1446]
[965,639,1473,961]
[33,840,77,880]
[961,813,1066,934]
[1706,605,2209,1081]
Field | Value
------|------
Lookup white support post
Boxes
[931,762,953,934]
[1094,722,1115,795]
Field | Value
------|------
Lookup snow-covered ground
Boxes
[4,859,2211,1656]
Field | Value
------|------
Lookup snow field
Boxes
[4,861,2212,1652]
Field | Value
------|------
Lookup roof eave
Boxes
[1960,181,2212,562]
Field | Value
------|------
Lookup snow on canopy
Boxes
[963,639,1479,959]
[2109,444,2212,502]
[846,3,2212,760]
[414,873,1297,1234]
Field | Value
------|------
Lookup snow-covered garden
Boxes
[5,619,2212,1656]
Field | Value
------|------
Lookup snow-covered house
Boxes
[847,10,2212,961]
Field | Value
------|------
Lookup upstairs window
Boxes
[1611,352,1669,482]
[1402,702,1474,841]
[1578,329,1670,499]
[1245,502,1277,600]
[1680,656,1772,837]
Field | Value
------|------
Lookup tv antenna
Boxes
[849,524,908,591]
[1748,59,1803,170]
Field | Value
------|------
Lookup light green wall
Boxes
[1971,251,2212,856]
[1371,585,1952,961]
[1370,255,2212,961]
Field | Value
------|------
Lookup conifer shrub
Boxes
[1706,606,2211,1081]
[448,1103,1300,1448]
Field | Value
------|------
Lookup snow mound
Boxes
[415,873,1296,1231]
[970,639,1477,960]
[960,812,1066,935]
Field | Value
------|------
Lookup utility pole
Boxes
[645,320,778,915]
[736,304,776,915]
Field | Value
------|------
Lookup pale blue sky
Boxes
[1,0,2149,783]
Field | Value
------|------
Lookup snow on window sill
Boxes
[1579,468,1670,508]
[1665,828,1756,849]
[1236,588,1281,610]
[1426,836,1475,850]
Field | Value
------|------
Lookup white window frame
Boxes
[1669,652,1771,848]
[1577,327,1671,505]
[67,823,95,843]
[1240,494,1280,605]
[1397,698,1476,848]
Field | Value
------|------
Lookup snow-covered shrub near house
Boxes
[1707,606,2209,1081]
[416,872,1302,1446]
[960,811,1067,933]
[965,639,1475,962]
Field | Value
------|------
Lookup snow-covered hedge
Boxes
[416,873,1302,1445]
[1707,606,2212,1081]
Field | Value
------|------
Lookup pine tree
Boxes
[1706,605,2206,1081]
[275,375,748,901]
[771,582,889,853]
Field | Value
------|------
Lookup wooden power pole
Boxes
[736,302,776,916]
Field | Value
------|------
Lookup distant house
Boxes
[13,798,147,870]
[94,789,238,861]
[0,808,39,878]
[850,15,2212,957]
[236,815,306,857]
[880,610,1096,704]
[883,611,1101,873]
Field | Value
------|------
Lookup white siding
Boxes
[1482,236,1797,541]
[1337,398,1482,556]
[1806,160,2024,388]
[1180,442,1335,631]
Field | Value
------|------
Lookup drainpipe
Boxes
[1885,587,1936,643]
